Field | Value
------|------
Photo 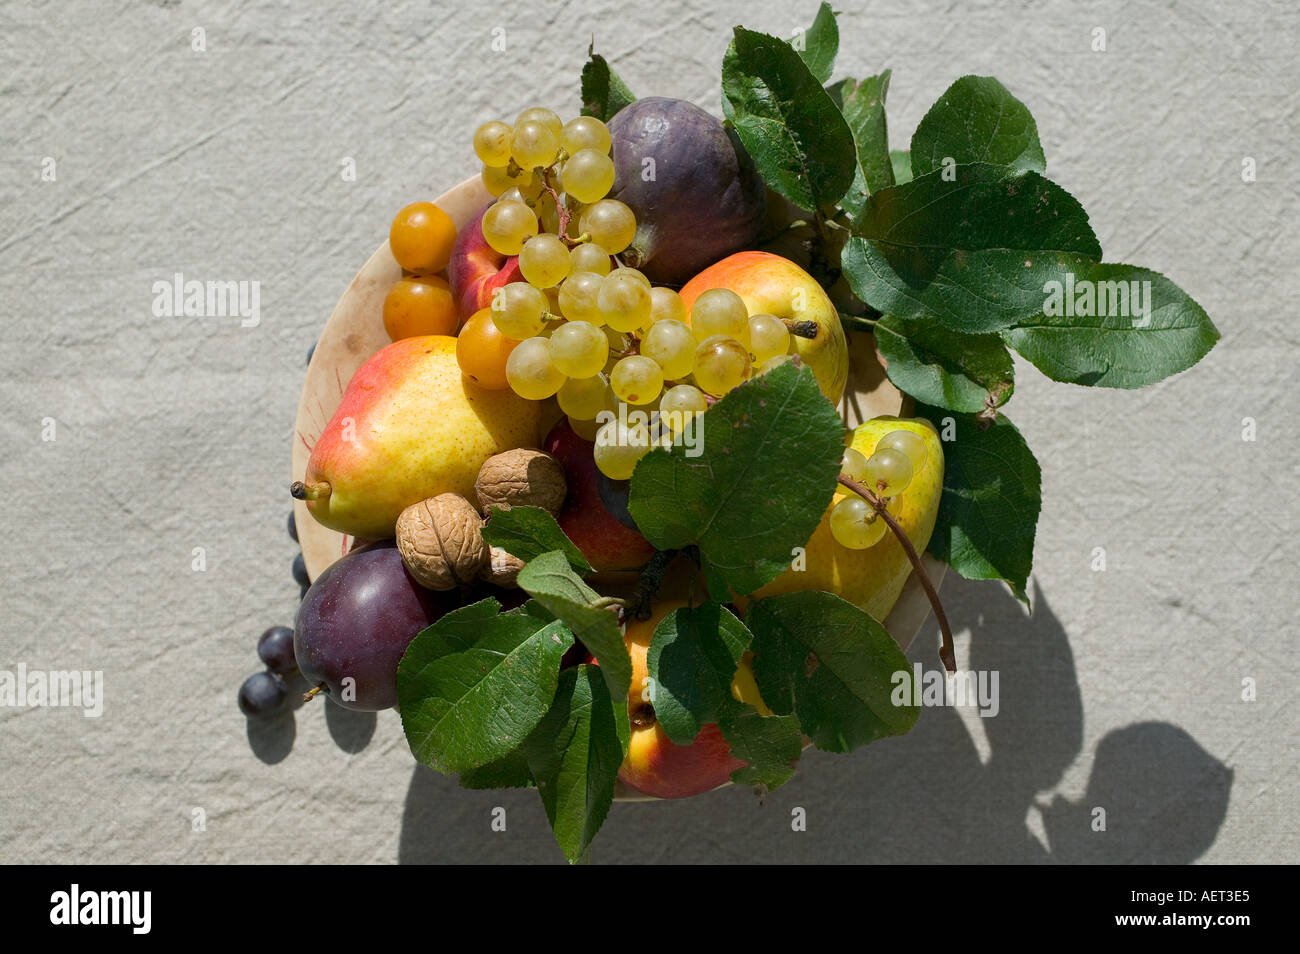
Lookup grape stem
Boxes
[837,474,956,674]
[539,166,576,244]
[302,684,324,703]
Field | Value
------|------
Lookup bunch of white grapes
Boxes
[830,430,930,550]
[470,107,799,481]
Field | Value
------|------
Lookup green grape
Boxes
[609,266,650,289]
[649,287,688,326]
[597,271,652,332]
[758,354,792,374]
[864,448,913,496]
[640,319,696,379]
[511,120,560,169]
[481,200,538,255]
[490,282,549,339]
[557,271,605,324]
[473,121,513,167]
[557,373,611,420]
[561,149,616,203]
[610,355,664,405]
[519,234,571,288]
[658,384,707,434]
[693,335,750,396]
[747,313,790,364]
[593,419,652,480]
[515,106,563,137]
[548,320,608,378]
[603,327,630,372]
[841,447,869,482]
[877,429,929,472]
[505,336,567,400]
[481,163,542,199]
[560,115,612,155]
[578,199,637,254]
[690,288,750,348]
[497,186,526,205]
[830,497,887,549]
[570,242,612,276]
[535,190,560,235]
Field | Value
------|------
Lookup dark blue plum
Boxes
[257,625,297,675]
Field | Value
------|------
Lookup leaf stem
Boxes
[625,549,678,621]
[837,474,956,673]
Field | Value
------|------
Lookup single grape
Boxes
[535,190,561,235]
[597,271,652,332]
[512,119,560,168]
[693,335,751,396]
[562,149,616,203]
[516,106,563,137]
[481,162,543,199]
[557,373,611,420]
[864,448,913,496]
[659,384,708,434]
[557,270,605,324]
[690,288,750,347]
[505,336,567,399]
[490,282,549,339]
[640,319,697,379]
[292,553,309,587]
[256,625,297,675]
[518,233,571,288]
[473,120,513,167]
[287,511,297,542]
[238,671,288,719]
[649,287,688,326]
[610,355,665,405]
[841,447,869,482]
[498,186,526,205]
[457,307,520,389]
[482,200,538,256]
[747,313,790,364]
[570,242,612,276]
[830,497,888,549]
[579,199,637,254]
[758,354,792,374]
[609,266,651,289]
[593,419,653,480]
[548,320,608,378]
[560,115,612,155]
[876,429,930,472]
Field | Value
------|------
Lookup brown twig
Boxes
[837,474,956,673]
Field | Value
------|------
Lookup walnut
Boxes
[475,448,567,515]
[479,545,526,589]
[395,494,488,590]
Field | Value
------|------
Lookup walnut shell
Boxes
[475,448,567,515]
[479,545,526,589]
[395,494,488,590]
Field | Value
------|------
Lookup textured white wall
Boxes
[1,0,1295,863]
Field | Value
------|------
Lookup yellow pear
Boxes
[749,416,944,622]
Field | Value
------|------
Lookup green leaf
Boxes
[915,406,1041,600]
[842,163,1101,333]
[398,603,574,775]
[628,361,844,599]
[838,71,894,220]
[722,26,857,212]
[481,505,592,576]
[717,701,804,791]
[525,665,628,863]
[1001,263,1220,388]
[580,47,635,122]
[516,551,630,707]
[794,1,838,84]
[647,604,751,745]
[874,314,1015,413]
[911,76,1046,177]
[889,149,912,185]
[747,590,919,753]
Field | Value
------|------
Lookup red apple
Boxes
[447,202,524,320]
[543,419,655,579]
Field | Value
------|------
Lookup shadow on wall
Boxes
[394,574,1232,863]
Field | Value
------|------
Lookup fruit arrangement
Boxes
[263,5,1219,862]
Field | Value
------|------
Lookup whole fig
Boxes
[608,97,766,285]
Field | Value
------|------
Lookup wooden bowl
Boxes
[292,177,946,798]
